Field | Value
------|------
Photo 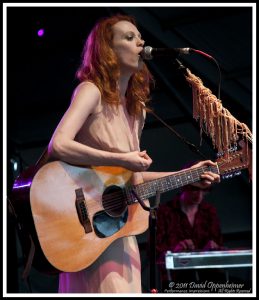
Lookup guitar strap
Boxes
[35,146,50,168]
[7,196,34,292]
[147,109,207,159]
[8,147,51,291]
[23,147,50,281]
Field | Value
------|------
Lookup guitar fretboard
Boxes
[126,165,219,205]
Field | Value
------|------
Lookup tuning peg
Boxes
[229,145,238,152]
[234,171,241,176]
[222,173,233,179]
[216,151,224,158]
[216,146,238,157]
[222,170,242,180]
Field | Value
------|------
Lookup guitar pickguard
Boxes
[93,209,128,238]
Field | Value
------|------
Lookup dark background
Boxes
[6,4,254,294]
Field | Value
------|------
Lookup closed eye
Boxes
[124,31,142,41]
[126,35,134,41]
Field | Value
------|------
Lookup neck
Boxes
[125,165,219,205]
[118,74,131,99]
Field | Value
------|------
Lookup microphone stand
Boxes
[131,189,161,293]
[132,57,208,293]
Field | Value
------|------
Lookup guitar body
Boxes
[11,164,61,274]
[12,161,149,273]
[11,147,248,274]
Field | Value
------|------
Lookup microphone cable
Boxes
[191,49,222,101]
[142,46,222,100]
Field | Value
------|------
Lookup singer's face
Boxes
[112,21,144,75]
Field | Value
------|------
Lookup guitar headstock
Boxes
[216,147,249,179]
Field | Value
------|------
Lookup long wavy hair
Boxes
[76,14,154,116]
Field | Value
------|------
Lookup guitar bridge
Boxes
[75,188,92,233]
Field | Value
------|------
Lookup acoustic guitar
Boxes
[11,148,249,273]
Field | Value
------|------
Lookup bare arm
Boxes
[48,82,152,171]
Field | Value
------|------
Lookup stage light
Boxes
[37,28,45,37]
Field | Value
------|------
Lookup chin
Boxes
[132,59,144,71]
[191,197,202,204]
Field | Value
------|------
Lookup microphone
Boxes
[140,46,192,60]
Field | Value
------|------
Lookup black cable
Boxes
[191,48,222,100]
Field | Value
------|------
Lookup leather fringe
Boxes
[185,69,252,158]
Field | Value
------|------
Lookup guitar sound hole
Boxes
[102,185,127,217]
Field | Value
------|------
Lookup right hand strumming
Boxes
[122,150,152,172]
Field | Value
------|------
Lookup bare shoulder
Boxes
[69,81,101,115]
[72,81,101,101]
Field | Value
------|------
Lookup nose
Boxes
[137,37,145,47]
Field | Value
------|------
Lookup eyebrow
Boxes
[124,30,142,38]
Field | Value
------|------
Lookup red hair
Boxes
[76,14,154,116]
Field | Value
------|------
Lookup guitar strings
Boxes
[99,177,204,212]
[88,162,245,210]
[92,165,220,212]
[102,166,215,202]
[102,172,211,202]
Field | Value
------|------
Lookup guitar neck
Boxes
[127,165,219,204]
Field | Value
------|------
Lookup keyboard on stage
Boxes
[165,249,252,270]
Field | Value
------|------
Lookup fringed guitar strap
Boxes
[146,60,252,162]
[184,68,252,159]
